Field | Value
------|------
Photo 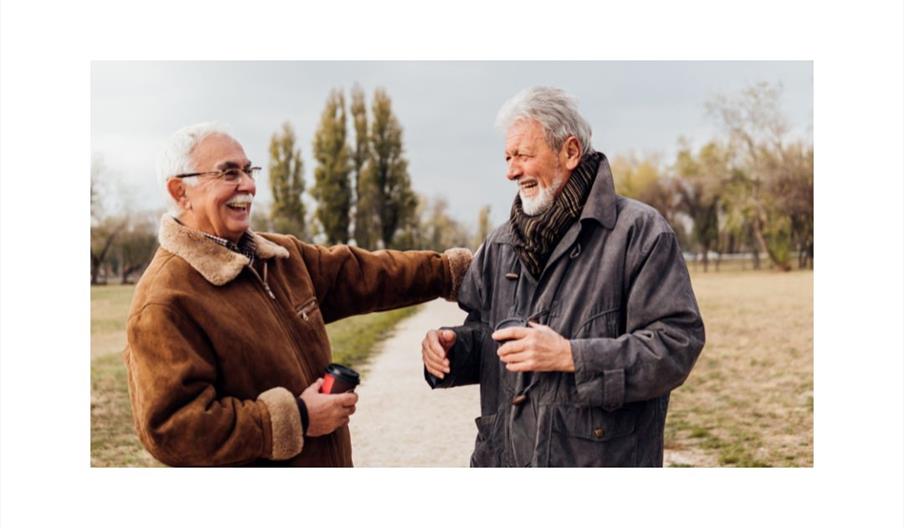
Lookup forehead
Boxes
[505,119,547,150]
[191,133,249,169]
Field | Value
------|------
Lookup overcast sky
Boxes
[91,61,812,229]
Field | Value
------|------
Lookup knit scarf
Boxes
[509,151,602,278]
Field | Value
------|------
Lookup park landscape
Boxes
[91,68,813,467]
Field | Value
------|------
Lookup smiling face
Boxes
[504,119,571,216]
[171,133,256,242]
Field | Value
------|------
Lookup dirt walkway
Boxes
[349,299,479,467]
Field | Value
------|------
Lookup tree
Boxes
[420,196,471,252]
[367,88,417,249]
[115,213,158,284]
[674,142,728,272]
[269,122,306,239]
[91,216,126,284]
[311,89,352,244]
[350,85,378,249]
[474,205,492,250]
[706,82,806,271]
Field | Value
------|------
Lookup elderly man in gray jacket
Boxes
[421,87,705,467]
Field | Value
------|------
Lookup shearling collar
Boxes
[157,214,290,285]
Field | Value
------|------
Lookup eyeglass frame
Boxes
[173,165,262,182]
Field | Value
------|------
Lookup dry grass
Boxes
[664,270,813,467]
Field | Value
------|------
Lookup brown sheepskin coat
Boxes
[123,215,471,467]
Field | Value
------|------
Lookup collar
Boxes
[157,214,290,285]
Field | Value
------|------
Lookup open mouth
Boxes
[226,203,250,212]
[520,180,539,193]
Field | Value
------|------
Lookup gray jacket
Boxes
[427,155,705,467]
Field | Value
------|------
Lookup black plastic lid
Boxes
[324,363,360,382]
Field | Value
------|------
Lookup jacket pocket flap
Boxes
[551,405,636,442]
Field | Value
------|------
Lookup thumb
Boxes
[439,329,456,345]
[311,377,324,389]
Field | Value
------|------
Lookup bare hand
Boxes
[493,322,574,373]
[299,378,358,437]
[421,329,456,379]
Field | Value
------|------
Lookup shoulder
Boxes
[128,248,197,322]
[613,196,677,249]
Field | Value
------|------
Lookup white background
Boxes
[1,1,902,527]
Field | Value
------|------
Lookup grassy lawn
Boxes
[664,269,813,467]
[90,284,418,467]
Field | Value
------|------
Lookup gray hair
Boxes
[156,122,231,212]
[495,87,593,157]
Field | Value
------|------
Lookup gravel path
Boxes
[349,299,479,467]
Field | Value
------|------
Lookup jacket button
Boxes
[512,394,527,406]
[505,272,519,280]
[593,426,605,439]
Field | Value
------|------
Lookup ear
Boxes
[561,136,582,170]
[166,178,190,211]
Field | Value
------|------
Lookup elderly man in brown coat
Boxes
[124,123,471,467]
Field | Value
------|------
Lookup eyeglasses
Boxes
[174,166,261,182]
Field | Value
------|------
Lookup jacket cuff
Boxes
[442,248,473,302]
[571,339,625,411]
[258,387,304,460]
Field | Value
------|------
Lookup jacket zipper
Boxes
[245,264,343,466]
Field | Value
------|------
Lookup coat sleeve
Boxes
[570,231,705,411]
[425,244,494,389]
[125,303,304,466]
[295,240,472,323]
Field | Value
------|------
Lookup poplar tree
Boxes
[351,85,378,248]
[269,122,306,238]
[311,89,352,244]
[367,88,416,248]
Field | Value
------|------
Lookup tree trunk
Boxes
[752,215,792,272]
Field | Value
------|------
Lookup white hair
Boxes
[156,122,231,213]
[495,87,593,158]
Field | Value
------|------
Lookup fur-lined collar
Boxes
[157,214,290,285]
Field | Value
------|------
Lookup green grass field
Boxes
[90,285,418,467]
[91,269,813,468]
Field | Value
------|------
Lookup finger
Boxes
[426,330,443,355]
[425,356,449,377]
[527,321,551,332]
[497,339,526,358]
[504,359,532,372]
[498,351,531,365]
[492,326,529,342]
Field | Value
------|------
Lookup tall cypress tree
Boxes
[311,89,352,244]
[368,88,416,248]
[351,84,378,248]
[268,122,306,238]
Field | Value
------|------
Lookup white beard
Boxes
[520,170,565,216]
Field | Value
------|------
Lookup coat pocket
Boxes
[470,413,503,467]
[542,405,637,467]
[574,306,620,339]
[295,298,323,325]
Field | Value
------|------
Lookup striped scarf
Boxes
[509,151,602,277]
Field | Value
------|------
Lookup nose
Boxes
[236,171,256,193]
[506,159,522,181]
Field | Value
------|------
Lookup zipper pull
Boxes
[263,283,276,300]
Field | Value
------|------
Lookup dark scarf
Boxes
[509,151,602,278]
